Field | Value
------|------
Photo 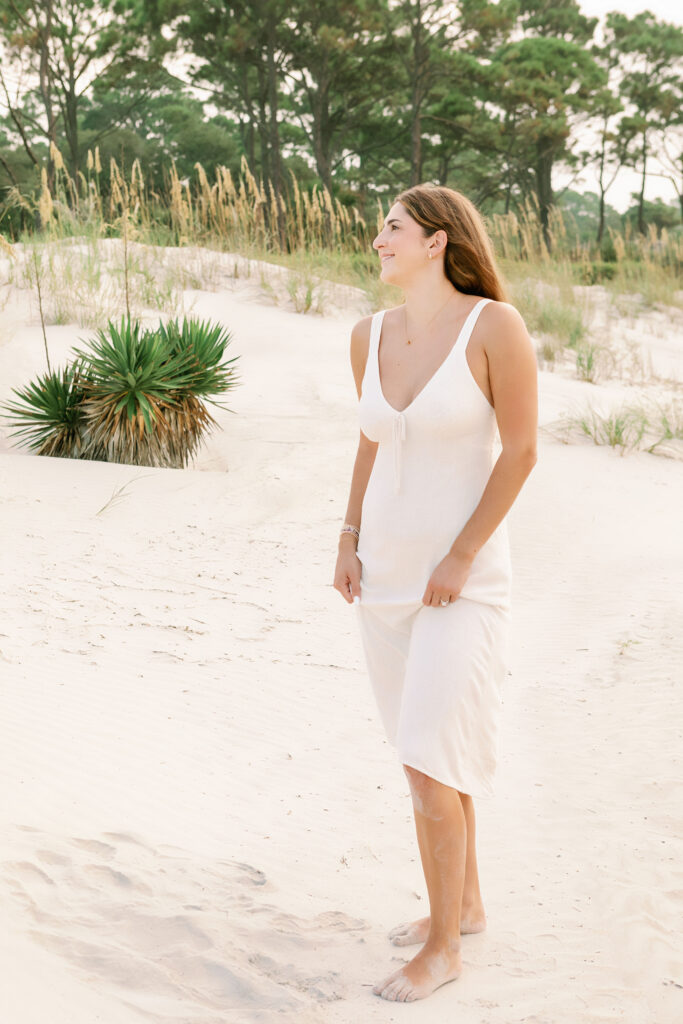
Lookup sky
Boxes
[579,0,681,25]
[558,1,682,212]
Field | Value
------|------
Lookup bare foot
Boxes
[388,906,486,946]
[373,941,462,1001]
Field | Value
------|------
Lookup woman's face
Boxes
[372,202,438,285]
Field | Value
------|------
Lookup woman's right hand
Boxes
[334,537,362,604]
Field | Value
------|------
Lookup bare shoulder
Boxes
[479,299,535,358]
[479,300,538,455]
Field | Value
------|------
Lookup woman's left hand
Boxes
[422,550,474,606]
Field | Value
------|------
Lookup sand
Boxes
[1,245,682,1022]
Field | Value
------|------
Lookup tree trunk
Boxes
[238,66,256,169]
[596,134,606,244]
[409,3,425,186]
[637,129,647,235]
[255,63,271,186]
[311,77,333,197]
[597,189,606,244]
[265,18,286,249]
[65,69,80,181]
[37,0,58,191]
[535,138,554,254]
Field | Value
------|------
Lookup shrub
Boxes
[577,261,617,285]
[1,315,240,468]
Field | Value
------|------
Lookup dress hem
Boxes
[395,752,496,800]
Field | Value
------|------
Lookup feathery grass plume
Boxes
[83,149,104,224]
[38,167,54,228]
[130,157,151,233]
[109,157,124,220]
[168,161,192,243]
[252,175,268,249]
[267,181,280,250]
[322,186,337,247]
[194,161,216,233]
[47,141,82,230]
[212,166,226,235]
[183,177,195,238]
[608,227,625,262]
[0,233,16,258]
[307,185,321,247]
[223,166,236,201]
[240,154,259,201]
[289,169,305,250]
[49,140,65,172]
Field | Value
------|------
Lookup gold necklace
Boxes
[404,291,456,345]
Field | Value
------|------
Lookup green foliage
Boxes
[155,316,242,404]
[576,261,617,284]
[623,197,681,234]
[600,235,618,263]
[562,397,683,457]
[578,405,648,451]
[0,362,88,457]
[556,190,623,245]
[0,315,241,468]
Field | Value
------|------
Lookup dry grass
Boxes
[2,144,681,433]
[546,395,683,459]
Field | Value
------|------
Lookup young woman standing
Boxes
[333,185,538,1002]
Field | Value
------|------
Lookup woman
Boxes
[333,184,538,1003]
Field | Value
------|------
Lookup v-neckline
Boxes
[376,299,483,415]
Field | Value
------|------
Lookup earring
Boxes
[428,252,432,259]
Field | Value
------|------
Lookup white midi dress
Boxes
[354,297,512,798]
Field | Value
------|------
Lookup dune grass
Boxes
[2,144,682,463]
[2,145,680,321]
[554,396,683,458]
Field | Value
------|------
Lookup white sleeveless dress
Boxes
[354,297,512,798]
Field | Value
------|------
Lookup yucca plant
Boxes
[1,360,89,457]
[156,315,241,402]
[0,315,241,468]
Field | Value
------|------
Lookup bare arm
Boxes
[448,301,538,562]
[339,317,379,553]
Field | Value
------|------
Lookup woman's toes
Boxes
[372,972,394,996]
[387,916,430,946]
[383,979,404,1001]
[395,980,413,1001]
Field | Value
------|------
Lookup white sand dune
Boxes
[1,256,682,1021]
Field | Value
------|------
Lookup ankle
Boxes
[425,933,462,955]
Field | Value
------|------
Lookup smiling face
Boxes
[373,201,442,285]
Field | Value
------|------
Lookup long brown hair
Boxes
[393,184,508,302]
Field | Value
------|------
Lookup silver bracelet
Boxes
[340,523,360,540]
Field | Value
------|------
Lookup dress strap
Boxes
[369,309,384,359]
[454,297,493,355]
